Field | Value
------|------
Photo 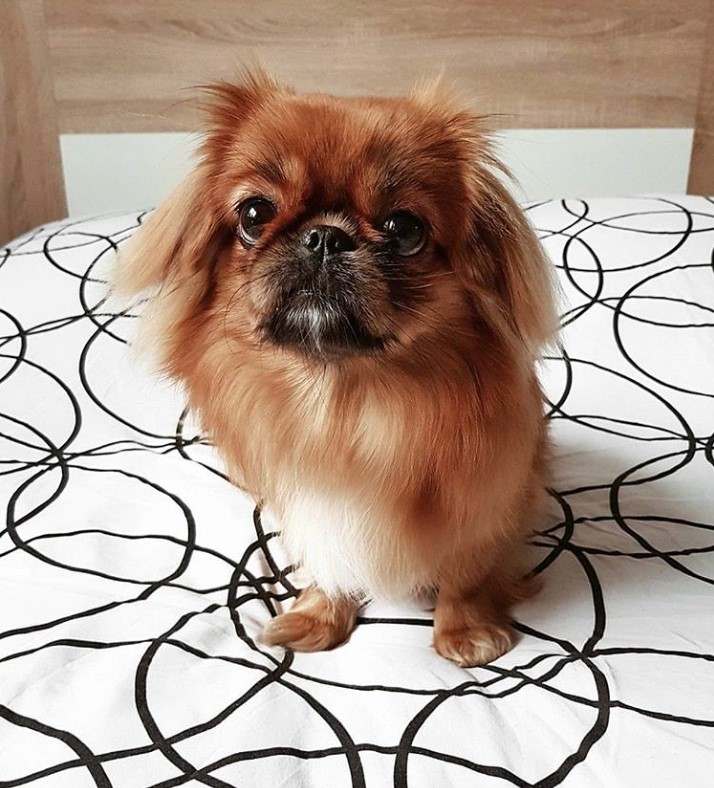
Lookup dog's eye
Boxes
[238,198,277,245]
[382,211,426,256]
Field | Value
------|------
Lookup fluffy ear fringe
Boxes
[114,177,208,297]
[412,86,559,355]
[410,76,558,354]
[469,171,560,355]
[111,169,222,373]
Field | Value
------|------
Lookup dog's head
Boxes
[117,70,556,367]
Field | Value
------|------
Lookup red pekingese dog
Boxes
[116,70,557,667]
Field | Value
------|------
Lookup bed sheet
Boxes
[1,196,713,787]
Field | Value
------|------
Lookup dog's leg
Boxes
[433,461,546,668]
[261,586,359,652]
[433,556,538,668]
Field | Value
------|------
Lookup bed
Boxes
[1,195,713,786]
[2,1,714,786]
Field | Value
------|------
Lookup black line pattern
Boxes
[1,197,713,787]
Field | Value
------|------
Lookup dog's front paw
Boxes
[260,587,358,652]
[261,611,343,651]
[434,623,515,667]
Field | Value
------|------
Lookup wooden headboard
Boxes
[2,0,713,245]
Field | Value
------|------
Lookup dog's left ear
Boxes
[463,167,558,353]
[424,96,557,353]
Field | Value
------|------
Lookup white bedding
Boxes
[1,196,713,787]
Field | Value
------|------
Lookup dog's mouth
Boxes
[262,291,387,360]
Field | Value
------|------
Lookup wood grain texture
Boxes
[0,0,67,245]
[688,0,714,194]
[45,0,709,134]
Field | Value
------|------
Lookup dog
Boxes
[116,70,557,667]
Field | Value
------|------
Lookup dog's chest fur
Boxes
[250,375,443,599]
[271,488,428,599]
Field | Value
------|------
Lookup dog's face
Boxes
[204,79,482,362]
[117,71,555,367]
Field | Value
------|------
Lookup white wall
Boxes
[60,129,694,217]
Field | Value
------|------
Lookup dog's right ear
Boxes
[113,172,219,297]
[115,68,283,297]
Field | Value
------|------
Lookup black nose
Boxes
[301,225,356,257]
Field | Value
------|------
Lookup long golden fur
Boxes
[116,70,558,667]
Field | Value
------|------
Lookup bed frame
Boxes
[2,0,713,245]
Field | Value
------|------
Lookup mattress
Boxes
[1,196,713,787]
